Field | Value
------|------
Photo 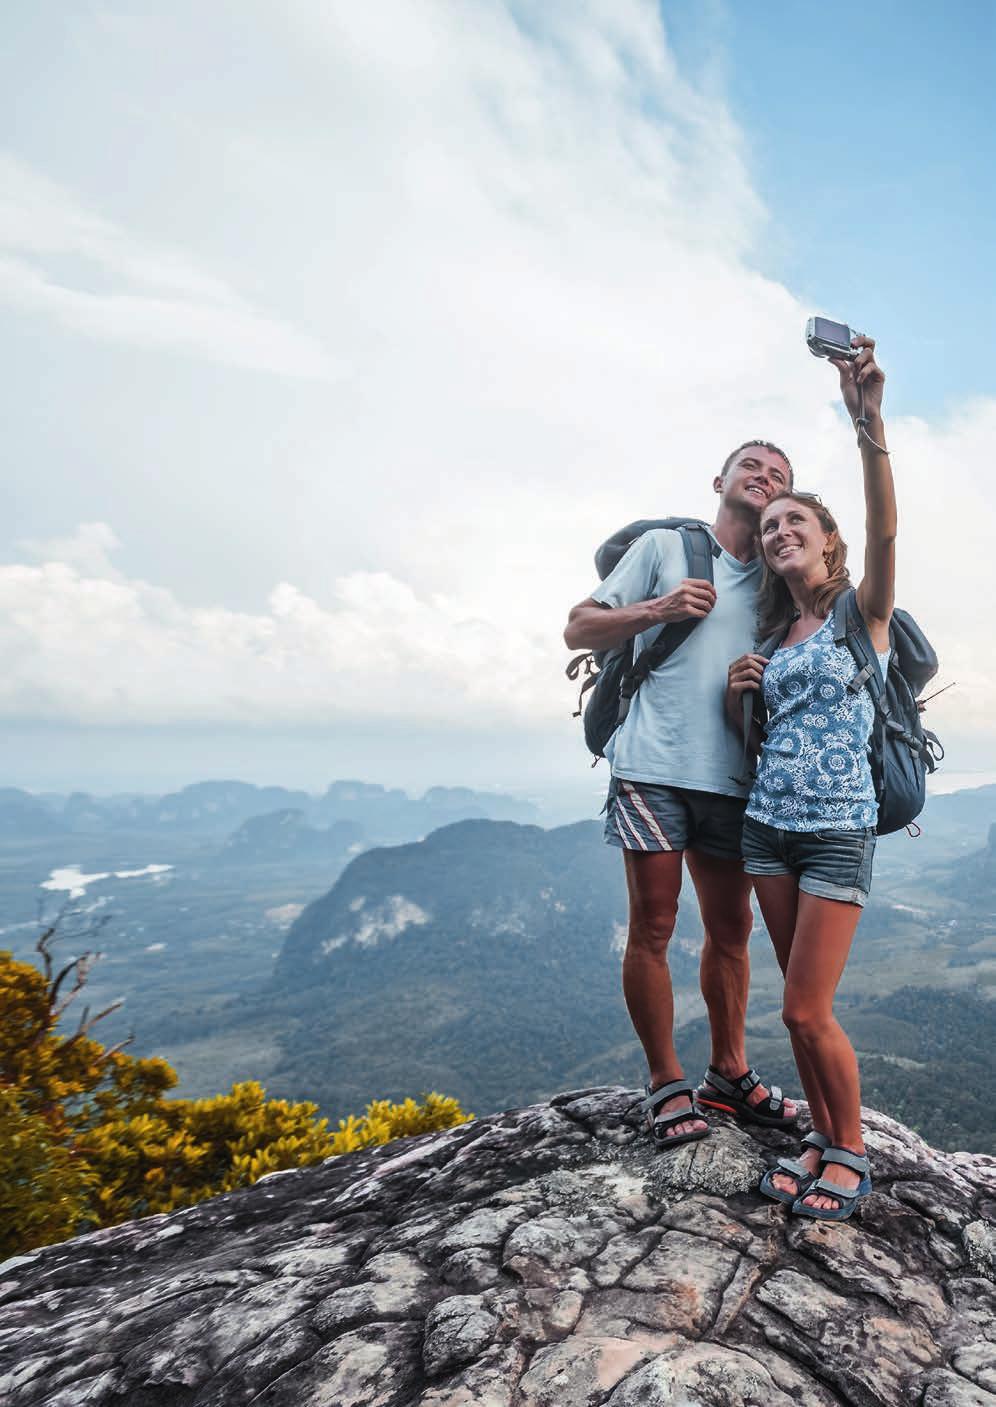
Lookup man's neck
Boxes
[711,505,759,565]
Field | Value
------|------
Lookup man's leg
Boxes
[685,848,797,1118]
[622,849,706,1138]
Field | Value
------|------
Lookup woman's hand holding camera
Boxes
[830,335,885,426]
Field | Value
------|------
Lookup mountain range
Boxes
[253,801,996,1150]
[0,777,540,849]
[4,776,993,1154]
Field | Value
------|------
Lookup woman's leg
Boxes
[780,891,865,1210]
[753,875,835,1196]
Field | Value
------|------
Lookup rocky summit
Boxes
[2,1090,995,1407]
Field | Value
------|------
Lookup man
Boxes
[563,443,799,1146]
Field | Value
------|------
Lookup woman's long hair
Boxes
[756,492,851,639]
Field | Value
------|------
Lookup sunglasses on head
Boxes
[768,490,823,506]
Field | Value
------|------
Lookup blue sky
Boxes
[0,2,991,797]
[667,0,996,418]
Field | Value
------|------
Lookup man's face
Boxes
[714,447,790,517]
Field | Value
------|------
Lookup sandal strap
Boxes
[820,1146,869,1175]
[652,1102,704,1134]
[704,1066,783,1112]
[704,1066,760,1097]
[640,1079,694,1115]
[774,1156,810,1178]
[808,1175,863,1202]
[801,1131,831,1152]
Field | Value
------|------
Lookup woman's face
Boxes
[760,498,832,578]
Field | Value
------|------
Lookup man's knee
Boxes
[701,903,753,956]
[627,905,678,958]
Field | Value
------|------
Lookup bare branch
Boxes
[50,957,88,1012]
[101,1035,134,1060]
[34,924,58,982]
[28,908,117,1043]
[62,998,124,1049]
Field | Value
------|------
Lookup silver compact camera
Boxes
[805,316,859,360]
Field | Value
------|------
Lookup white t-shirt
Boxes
[591,527,761,798]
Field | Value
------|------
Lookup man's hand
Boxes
[645,578,717,625]
[830,335,885,424]
[564,578,716,651]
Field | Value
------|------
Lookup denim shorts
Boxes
[604,778,747,861]
[741,815,876,906]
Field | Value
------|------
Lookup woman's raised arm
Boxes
[831,336,895,649]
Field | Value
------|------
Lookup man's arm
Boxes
[563,579,717,651]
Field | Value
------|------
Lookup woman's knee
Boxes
[782,1001,834,1042]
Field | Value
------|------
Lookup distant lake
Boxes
[41,864,174,899]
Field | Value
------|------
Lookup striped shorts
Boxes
[603,777,747,861]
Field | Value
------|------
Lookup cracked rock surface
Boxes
[1,1088,995,1407]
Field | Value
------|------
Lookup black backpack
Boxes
[566,519,719,760]
[741,588,944,835]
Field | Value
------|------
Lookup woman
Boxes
[726,335,894,1222]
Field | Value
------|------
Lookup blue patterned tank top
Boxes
[746,615,891,832]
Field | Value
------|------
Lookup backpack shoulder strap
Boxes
[832,587,893,803]
[734,623,789,786]
[678,522,718,584]
[629,525,717,675]
[833,588,885,707]
[615,525,720,722]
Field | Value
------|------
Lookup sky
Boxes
[1,1,994,805]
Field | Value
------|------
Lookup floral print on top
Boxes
[745,615,891,833]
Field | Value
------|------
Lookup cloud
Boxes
[0,156,338,379]
[0,532,554,726]
[0,1,992,777]
[0,426,986,758]
[18,522,123,579]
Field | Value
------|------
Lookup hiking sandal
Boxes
[639,1079,711,1151]
[758,1131,831,1204]
[696,1065,798,1128]
[791,1145,872,1222]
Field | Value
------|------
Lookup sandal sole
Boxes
[697,1092,798,1128]
[791,1201,865,1222]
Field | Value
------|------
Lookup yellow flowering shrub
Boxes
[329,1094,472,1154]
[0,935,472,1256]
